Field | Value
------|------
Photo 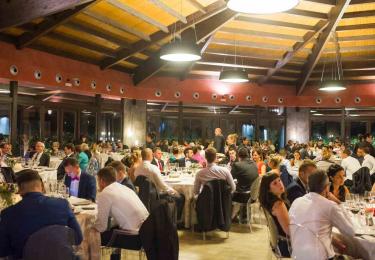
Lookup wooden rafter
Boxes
[259,20,329,84]
[0,0,94,31]
[235,16,315,31]
[296,0,352,95]
[149,0,187,23]
[107,0,168,33]
[100,1,226,70]
[186,0,207,14]
[132,8,237,85]
[16,0,99,49]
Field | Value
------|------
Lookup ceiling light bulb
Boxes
[227,0,300,14]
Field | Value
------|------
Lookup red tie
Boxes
[158,161,162,171]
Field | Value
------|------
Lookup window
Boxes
[159,117,178,140]
[62,111,76,144]
[17,105,40,141]
[80,110,96,142]
[183,119,202,142]
[100,112,122,142]
[350,121,367,138]
[44,109,58,143]
[0,103,10,141]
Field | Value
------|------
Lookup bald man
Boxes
[213,128,225,154]
[30,142,50,167]
[134,148,185,223]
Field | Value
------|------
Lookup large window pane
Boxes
[17,105,40,141]
[350,121,367,138]
[159,117,178,140]
[62,111,76,144]
[100,112,122,142]
[45,109,58,144]
[0,103,10,142]
[80,110,96,142]
[183,119,202,142]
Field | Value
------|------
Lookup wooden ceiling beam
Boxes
[132,8,237,85]
[64,21,132,49]
[235,16,315,31]
[259,20,329,84]
[0,0,94,31]
[186,0,207,14]
[83,10,151,41]
[149,0,187,23]
[284,9,328,19]
[296,0,351,95]
[337,22,375,31]
[107,0,168,33]
[219,27,304,41]
[211,38,296,51]
[100,1,226,70]
[16,0,99,49]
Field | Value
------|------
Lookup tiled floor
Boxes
[104,223,271,260]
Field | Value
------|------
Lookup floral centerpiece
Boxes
[4,157,17,169]
[0,183,17,208]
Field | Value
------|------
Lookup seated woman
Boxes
[75,144,89,172]
[51,141,63,157]
[168,146,180,163]
[267,156,282,175]
[252,149,266,176]
[327,164,349,203]
[192,146,206,166]
[291,151,303,168]
[259,173,290,257]
[316,149,334,172]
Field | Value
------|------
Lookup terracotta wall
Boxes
[1,41,375,107]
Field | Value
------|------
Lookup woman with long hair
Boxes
[252,149,266,176]
[267,155,282,175]
[327,164,349,202]
[259,173,290,257]
[291,151,303,168]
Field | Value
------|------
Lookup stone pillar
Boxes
[122,99,147,147]
[286,107,310,143]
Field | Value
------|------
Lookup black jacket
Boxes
[57,153,75,180]
[151,158,164,171]
[195,179,232,232]
[0,167,16,183]
[139,200,179,260]
[64,172,96,202]
[231,159,258,192]
[286,178,307,205]
[213,135,225,154]
[120,177,135,191]
[351,167,372,195]
[177,158,198,168]
[38,153,50,167]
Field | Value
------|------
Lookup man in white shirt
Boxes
[134,148,185,222]
[95,167,149,248]
[340,149,361,181]
[194,147,236,196]
[30,142,50,167]
[279,149,292,174]
[289,170,355,260]
[357,146,375,174]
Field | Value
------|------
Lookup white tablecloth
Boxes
[98,153,125,168]
[14,166,57,182]
[49,157,63,169]
[164,176,195,228]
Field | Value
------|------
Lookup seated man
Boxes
[30,141,50,167]
[231,147,259,221]
[194,147,236,196]
[64,157,96,202]
[108,160,135,191]
[340,149,361,187]
[289,170,355,260]
[0,167,16,183]
[358,145,375,174]
[178,147,198,167]
[94,167,149,246]
[0,170,82,259]
[57,143,75,180]
[135,148,185,221]
[0,143,13,158]
[151,147,165,174]
[287,159,317,205]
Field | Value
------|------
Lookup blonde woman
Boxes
[267,155,282,175]
[316,150,334,172]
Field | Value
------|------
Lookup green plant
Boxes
[0,183,17,208]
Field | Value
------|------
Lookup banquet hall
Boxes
[1,0,375,260]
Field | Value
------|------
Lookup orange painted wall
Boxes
[1,41,375,107]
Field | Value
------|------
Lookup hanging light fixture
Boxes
[227,0,300,14]
[319,33,346,92]
[160,41,201,62]
[159,1,202,62]
[219,34,249,83]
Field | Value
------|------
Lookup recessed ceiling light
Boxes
[313,113,324,116]
[227,0,300,14]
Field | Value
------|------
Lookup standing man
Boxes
[213,128,225,154]
[64,157,96,202]
[340,149,361,187]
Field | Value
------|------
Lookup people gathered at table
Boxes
[0,130,375,260]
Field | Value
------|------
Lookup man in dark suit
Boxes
[151,147,165,174]
[0,167,16,183]
[30,141,50,167]
[57,143,75,180]
[287,159,317,205]
[213,128,225,154]
[64,157,96,202]
[107,161,135,191]
[178,147,198,167]
[0,170,82,259]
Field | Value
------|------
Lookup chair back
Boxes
[263,208,280,253]
[23,225,76,260]
[134,175,160,211]
[351,167,372,194]
[250,177,261,202]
